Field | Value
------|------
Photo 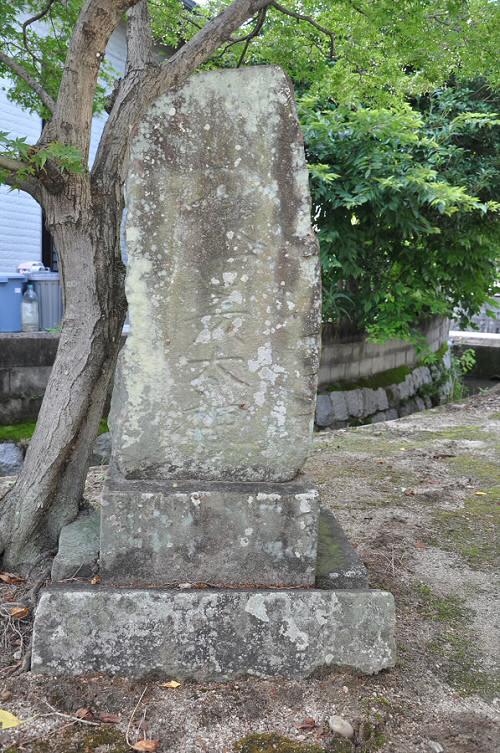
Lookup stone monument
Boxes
[32,67,395,679]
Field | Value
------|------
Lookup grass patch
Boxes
[0,421,36,442]
[0,419,109,444]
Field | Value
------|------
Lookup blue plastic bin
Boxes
[0,273,27,332]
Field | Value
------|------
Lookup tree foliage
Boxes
[1,0,499,167]
[301,80,500,343]
[202,0,500,105]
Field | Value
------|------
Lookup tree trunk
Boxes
[0,194,126,574]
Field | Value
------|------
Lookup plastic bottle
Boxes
[21,283,40,332]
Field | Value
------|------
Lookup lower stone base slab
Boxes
[32,585,396,679]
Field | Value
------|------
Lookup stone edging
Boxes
[316,351,453,429]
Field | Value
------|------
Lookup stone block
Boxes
[0,332,59,368]
[0,396,43,424]
[0,369,10,396]
[31,584,396,679]
[8,366,52,397]
[316,509,368,590]
[89,432,111,466]
[345,389,364,418]
[398,398,418,417]
[371,409,398,424]
[51,511,100,581]
[362,389,379,417]
[0,443,23,477]
[375,388,389,411]
[100,477,320,587]
[415,396,426,412]
[315,394,334,427]
[110,66,321,484]
[330,391,349,422]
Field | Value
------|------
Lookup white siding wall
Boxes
[0,24,128,274]
[89,25,128,165]
[0,79,42,274]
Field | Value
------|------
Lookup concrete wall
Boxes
[0,333,59,423]
[319,317,450,389]
[0,319,451,427]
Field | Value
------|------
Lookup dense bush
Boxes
[301,81,499,343]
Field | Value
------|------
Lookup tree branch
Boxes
[0,155,26,173]
[127,0,154,73]
[0,50,55,112]
[237,9,267,66]
[271,1,336,59]
[21,0,58,67]
[51,0,141,160]
[0,155,42,201]
[157,0,273,88]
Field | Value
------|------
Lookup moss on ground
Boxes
[431,486,499,568]
[234,725,388,753]
[416,583,470,623]
[314,432,411,457]
[234,734,329,753]
[428,632,500,699]
[444,455,500,484]
[413,582,499,699]
[4,725,129,753]
[412,425,494,443]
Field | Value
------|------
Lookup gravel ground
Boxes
[0,387,498,753]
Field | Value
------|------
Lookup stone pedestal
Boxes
[100,477,320,587]
[32,585,395,679]
[32,65,395,680]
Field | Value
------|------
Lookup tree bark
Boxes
[0,0,275,575]
[0,185,126,572]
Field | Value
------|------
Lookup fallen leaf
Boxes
[0,572,25,585]
[131,740,160,752]
[74,707,93,720]
[9,606,30,620]
[475,491,487,496]
[296,717,317,730]
[0,709,23,729]
[160,680,181,689]
[90,575,101,585]
[98,712,120,723]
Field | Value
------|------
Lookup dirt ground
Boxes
[0,388,498,753]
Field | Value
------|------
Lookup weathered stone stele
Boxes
[32,66,396,680]
[110,66,321,482]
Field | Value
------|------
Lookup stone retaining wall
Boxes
[316,317,452,429]
[319,317,449,388]
[1,319,450,428]
[316,357,453,429]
